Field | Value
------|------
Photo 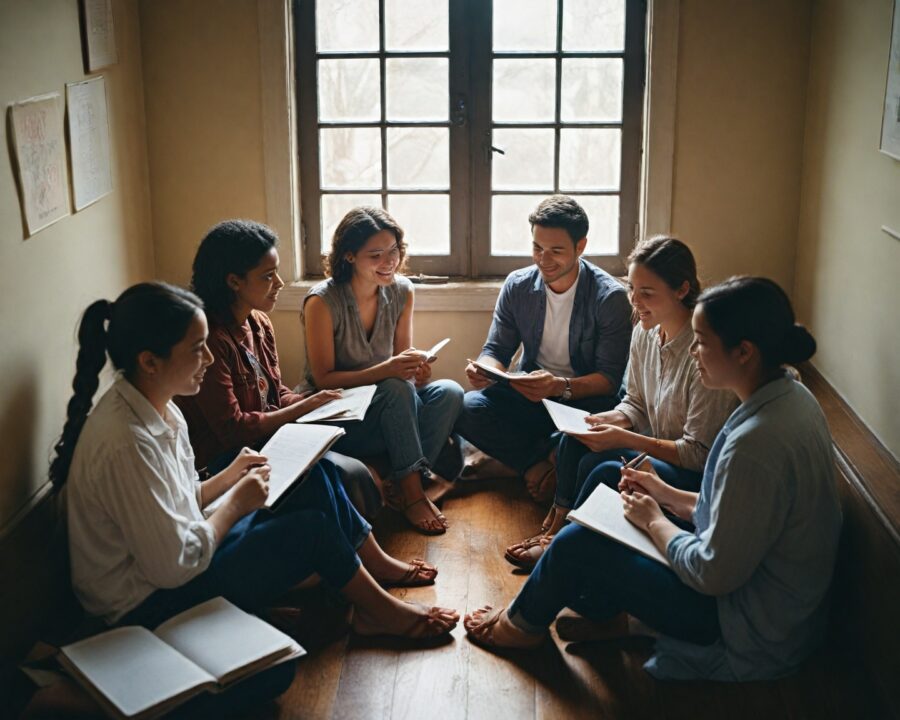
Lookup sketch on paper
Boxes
[881,0,900,159]
[67,77,113,210]
[9,93,70,235]
[82,0,117,71]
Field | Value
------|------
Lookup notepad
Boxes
[57,597,305,720]
[568,483,671,566]
[207,423,345,512]
[296,384,377,424]
[541,398,593,435]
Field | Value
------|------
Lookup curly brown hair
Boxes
[324,206,408,283]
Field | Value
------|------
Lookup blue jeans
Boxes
[455,383,618,474]
[333,378,464,481]
[556,441,703,511]
[120,458,370,630]
[507,523,720,645]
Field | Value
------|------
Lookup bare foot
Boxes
[523,461,556,503]
[503,534,553,569]
[353,600,459,639]
[540,506,557,533]
[402,496,448,535]
[464,605,545,649]
[375,558,438,588]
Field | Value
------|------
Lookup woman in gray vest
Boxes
[303,207,464,535]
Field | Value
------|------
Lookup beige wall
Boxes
[139,0,268,285]
[670,0,812,291]
[0,0,155,529]
[794,0,900,457]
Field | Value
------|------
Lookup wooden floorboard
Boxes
[257,477,882,720]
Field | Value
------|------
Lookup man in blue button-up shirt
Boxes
[455,196,632,501]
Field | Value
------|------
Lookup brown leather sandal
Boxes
[378,558,439,588]
[504,534,554,569]
[402,497,448,535]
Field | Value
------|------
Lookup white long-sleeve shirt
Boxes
[66,376,217,623]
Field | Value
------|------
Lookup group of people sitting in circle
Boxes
[50,194,842,706]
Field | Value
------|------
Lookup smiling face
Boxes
[153,311,214,398]
[348,229,402,287]
[627,262,689,330]
[690,304,743,390]
[532,225,586,290]
[229,247,284,315]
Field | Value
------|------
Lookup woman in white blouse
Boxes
[53,282,459,645]
[506,237,737,569]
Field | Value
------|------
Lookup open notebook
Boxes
[296,384,377,424]
[567,484,671,566]
[58,597,305,720]
[206,423,345,512]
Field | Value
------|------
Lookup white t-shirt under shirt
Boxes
[535,268,578,377]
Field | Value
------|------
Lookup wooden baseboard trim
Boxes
[799,361,900,548]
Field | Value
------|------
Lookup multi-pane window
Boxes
[296,0,645,278]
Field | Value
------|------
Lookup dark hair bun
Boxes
[782,323,816,365]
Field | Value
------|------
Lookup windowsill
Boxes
[276,279,503,312]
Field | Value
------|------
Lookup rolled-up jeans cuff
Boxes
[554,496,575,511]
[506,603,550,636]
[352,523,372,552]
[389,456,429,482]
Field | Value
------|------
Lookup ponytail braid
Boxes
[49,300,112,490]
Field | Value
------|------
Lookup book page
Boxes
[568,484,671,566]
[60,626,213,718]
[155,597,303,686]
[296,384,377,423]
[425,337,451,360]
[541,399,592,435]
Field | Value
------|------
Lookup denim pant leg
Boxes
[169,660,297,719]
[121,462,365,630]
[575,454,704,509]
[454,384,557,473]
[332,378,428,480]
[415,379,464,465]
[507,523,720,645]
[554,438,620,509]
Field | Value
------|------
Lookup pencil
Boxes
[622,452,649,470]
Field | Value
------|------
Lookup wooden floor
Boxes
[244,478,884,720]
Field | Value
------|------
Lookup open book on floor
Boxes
[57,597,305,720]
[296,384,377,424]
[541,398,594,435]
[567,484,671,566]
[206,423,345,512]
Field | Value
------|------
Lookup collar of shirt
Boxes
[724,374,795,432]
[657,320,694,354]
[113,375,178,440]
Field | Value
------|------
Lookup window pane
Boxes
[578,195,619,254]
[562,0,625,51]
[320,127,382,189]
[561,59,623,122]
[385,58,448,121]
[491,129,554,191]
[385,0,448,51]
[559,129,620,191]
[318,59,380,122]
[493,60,555,123]
[388,194,450,255]
[321,193,383,246]
[493,0,557,51]
[316,0,379,52]
[491,194,546,256]
[387,127,449,189]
